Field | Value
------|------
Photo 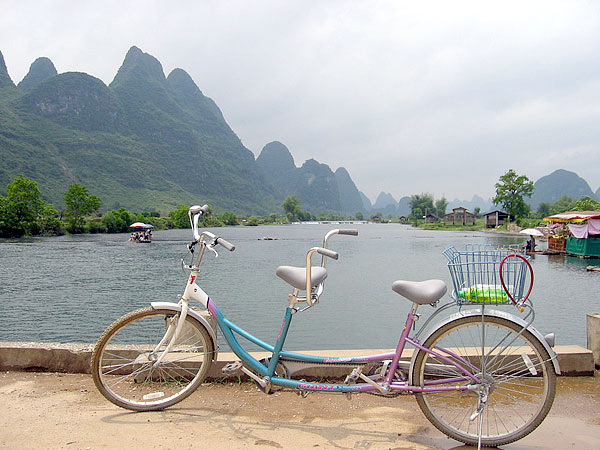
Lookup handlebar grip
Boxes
[317,248,339,260]
[189,204,210,215]
[338,229,358,236]
[216,237,235,252]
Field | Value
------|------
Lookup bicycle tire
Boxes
[411,315,556,447]
[91,307,214,411]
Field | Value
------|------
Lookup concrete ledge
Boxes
[0,342,594,377]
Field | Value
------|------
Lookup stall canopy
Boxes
[544,211,600,239]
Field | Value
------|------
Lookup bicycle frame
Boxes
[181,255,482,395]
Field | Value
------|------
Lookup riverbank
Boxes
[2,370,600,449]
[0,342,594,376]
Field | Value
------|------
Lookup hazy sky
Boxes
[2,0,599,203]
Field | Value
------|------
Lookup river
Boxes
[1,224,598,351]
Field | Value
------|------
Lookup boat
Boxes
[129,222,154,243]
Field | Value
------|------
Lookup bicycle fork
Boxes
[149,300,190,366]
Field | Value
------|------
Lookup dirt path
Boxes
[1,372,600,449]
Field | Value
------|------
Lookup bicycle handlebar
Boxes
[216,237,235,252]
[189,205,236,252]
[317,247,338,260]
[337,229,358,236]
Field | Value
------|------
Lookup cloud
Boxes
[1,0,599,202]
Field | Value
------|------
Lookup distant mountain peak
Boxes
[110,45,168,88]
[373,191,397,208]
[167,68,200,94]
[334,167,350,177]
[18,57,57,91]
[530,169,596,208]
[256,141,296,170]
[0,50,15,89]
[166,67,227,125]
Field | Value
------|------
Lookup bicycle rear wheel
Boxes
[411,315,556,447]
[91,307,214,411]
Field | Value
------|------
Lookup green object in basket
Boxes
[458,284,508,302]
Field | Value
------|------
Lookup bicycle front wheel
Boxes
[91,307,214,411]
[411,315,556,447]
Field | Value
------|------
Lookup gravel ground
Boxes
[1,371,600,449]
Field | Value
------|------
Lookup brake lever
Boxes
[207,243,219,259]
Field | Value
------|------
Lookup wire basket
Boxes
[443,245,532,306]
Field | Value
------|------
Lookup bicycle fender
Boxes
[409,308,561,379]
[151,302,219,361]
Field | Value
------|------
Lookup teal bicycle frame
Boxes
[182,218,483,396]
[199,286,482,395]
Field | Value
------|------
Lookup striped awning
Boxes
[544,211,600,223]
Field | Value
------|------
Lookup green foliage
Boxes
[220,212,238,225]
[435,197,448,217]
[419,218,485,231]
[515,217,540,228]
[63,183,102,233]
[493,169,534,219]
[574,196,600,211]
[101,208,133,233]
[298,210,317,221]
[355,211,364,220]
[410,193,434,218]
[537,202,551,217]
[244,216,260,226]
[37,203,63,236]
[282,195,302,222]
[168,204,223,229]
[536,195,575,217]
[537,195,599,218]
[548,196,574,215]
[169,204,190,229]
[0,174,52,237]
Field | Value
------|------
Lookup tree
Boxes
[0,174,47,237]
[355,211,364,221]
[168,204,218,229]
[548,196,575,215]
[410,193,434,218]
[492,169,534,219]
[537,202,551,217]
[101,208,133,233]
[169,204,193,228]
[220,212,238,225]
[63,184,101,233]
[574,196,600,211]
[282,195,301,222]
[435,197,448,218]
[38,203,63,236]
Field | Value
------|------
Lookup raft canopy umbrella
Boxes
[519,228,543,237]
[129,222,154,229]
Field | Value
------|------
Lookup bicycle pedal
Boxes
[221,361,243,374]
[344,367,362,384]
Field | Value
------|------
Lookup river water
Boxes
[1,224,598,351]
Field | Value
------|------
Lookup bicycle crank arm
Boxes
[239,365,271,390]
